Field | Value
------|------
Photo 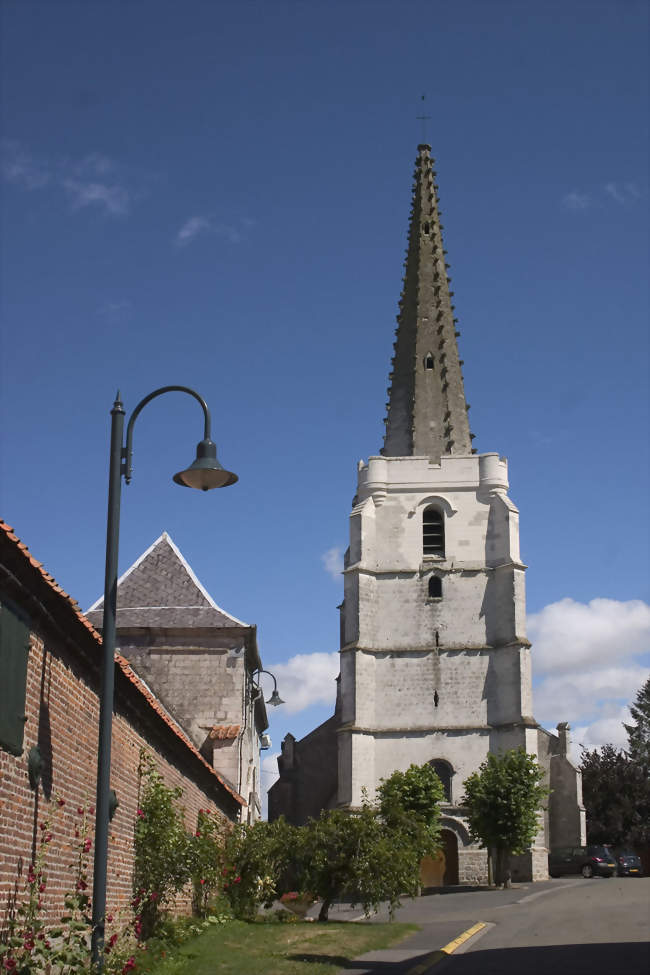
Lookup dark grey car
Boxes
[549,845,616,878]
[613,849,644,876]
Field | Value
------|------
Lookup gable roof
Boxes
[86,532,250,630]
[0,520,245,812]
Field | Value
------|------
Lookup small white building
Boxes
[269,144,585,882]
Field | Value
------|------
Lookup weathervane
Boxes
[416,93,431,143]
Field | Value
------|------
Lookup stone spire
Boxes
[382,144,473,462]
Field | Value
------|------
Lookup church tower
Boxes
[269,144,585,882]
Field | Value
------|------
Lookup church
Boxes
[268,143,586,884]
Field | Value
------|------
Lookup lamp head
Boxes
[173,438,238,491]
[266,689,285,707]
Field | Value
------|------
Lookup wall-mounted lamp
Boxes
[253,669,285,707]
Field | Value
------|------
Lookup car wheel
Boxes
[581,864,594,878]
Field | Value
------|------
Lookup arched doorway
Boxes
[419,829,459,888]
[441,829,459,885]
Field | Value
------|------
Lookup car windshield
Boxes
[588,846,613,857]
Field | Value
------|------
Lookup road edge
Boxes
[406,922,489,974]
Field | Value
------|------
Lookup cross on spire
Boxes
[416,93,431,143]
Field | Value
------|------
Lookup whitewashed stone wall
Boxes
[337,450,555,882]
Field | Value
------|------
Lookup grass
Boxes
[136,918,420,975]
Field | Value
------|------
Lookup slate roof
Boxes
[86,532,250,631]
[0,519,245,811]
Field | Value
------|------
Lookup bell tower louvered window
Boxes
[423,507,444,556]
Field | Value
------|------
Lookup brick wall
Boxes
[0,521,243,927]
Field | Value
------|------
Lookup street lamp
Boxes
[91,386,237,970]
[253,668,285,707]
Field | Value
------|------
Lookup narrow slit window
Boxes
[423,222,430,235]
[428,576,442,598]
[423,507,444,556]
[424,353,434,370]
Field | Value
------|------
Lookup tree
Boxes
[624,676,650,766]
[300,802,424,921]
[580,744,650,847]
[462,749,548,887]
[223,817,299,920]
[378,762,444,861]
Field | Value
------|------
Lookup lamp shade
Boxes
[173,438,238,491]
[266,689,285,707]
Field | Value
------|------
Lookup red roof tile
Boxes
[207,724,241,741]
[0,519,245,808]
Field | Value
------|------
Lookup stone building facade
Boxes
[0,520,243,926]
[87,533,268,822]
[269,144,586,883]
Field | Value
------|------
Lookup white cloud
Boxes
[604,181,643,205]
[604,182,625,204]
[528,598,650,676]
[1,140,50,189]
[2,140,136,216]
[62,178,130,215]
[321,546,343,580]
[268,651,339,715]
[175,215,254,247]
[176,215,212,247]
[530,597,649,761]
[570,705,633,757]
[562,190,591,210]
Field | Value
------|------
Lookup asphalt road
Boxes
[334,877,650,975]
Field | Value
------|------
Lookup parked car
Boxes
[548,845,617,878]
[613,849,644,877]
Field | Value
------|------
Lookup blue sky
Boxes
[1,1,648,804]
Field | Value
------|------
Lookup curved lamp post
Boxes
[91,386,237,970]
[253,668,285,707]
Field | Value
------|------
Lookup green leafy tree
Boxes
[301,801,424,922]
[378,762,444,861]
[623,676,650,766]
[223,817,299,920]
[133,751,192,937]
[580,743,650,847]
[462,749,548,887]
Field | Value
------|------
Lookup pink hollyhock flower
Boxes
[76,879,88,891]
[57,797,65,807]
[199,879,206,885]
[89,806,95,814]
[136,809,145,819]
[234,876,241,884]
[77,806,84,815]
[83,838,92,853]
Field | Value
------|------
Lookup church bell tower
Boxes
[269,144,586,882]
[337,144,545,882]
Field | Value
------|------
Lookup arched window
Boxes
[423,507,444,556]
[428,576,442,598]
[429,759,453,802]
[424,353,434,370]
